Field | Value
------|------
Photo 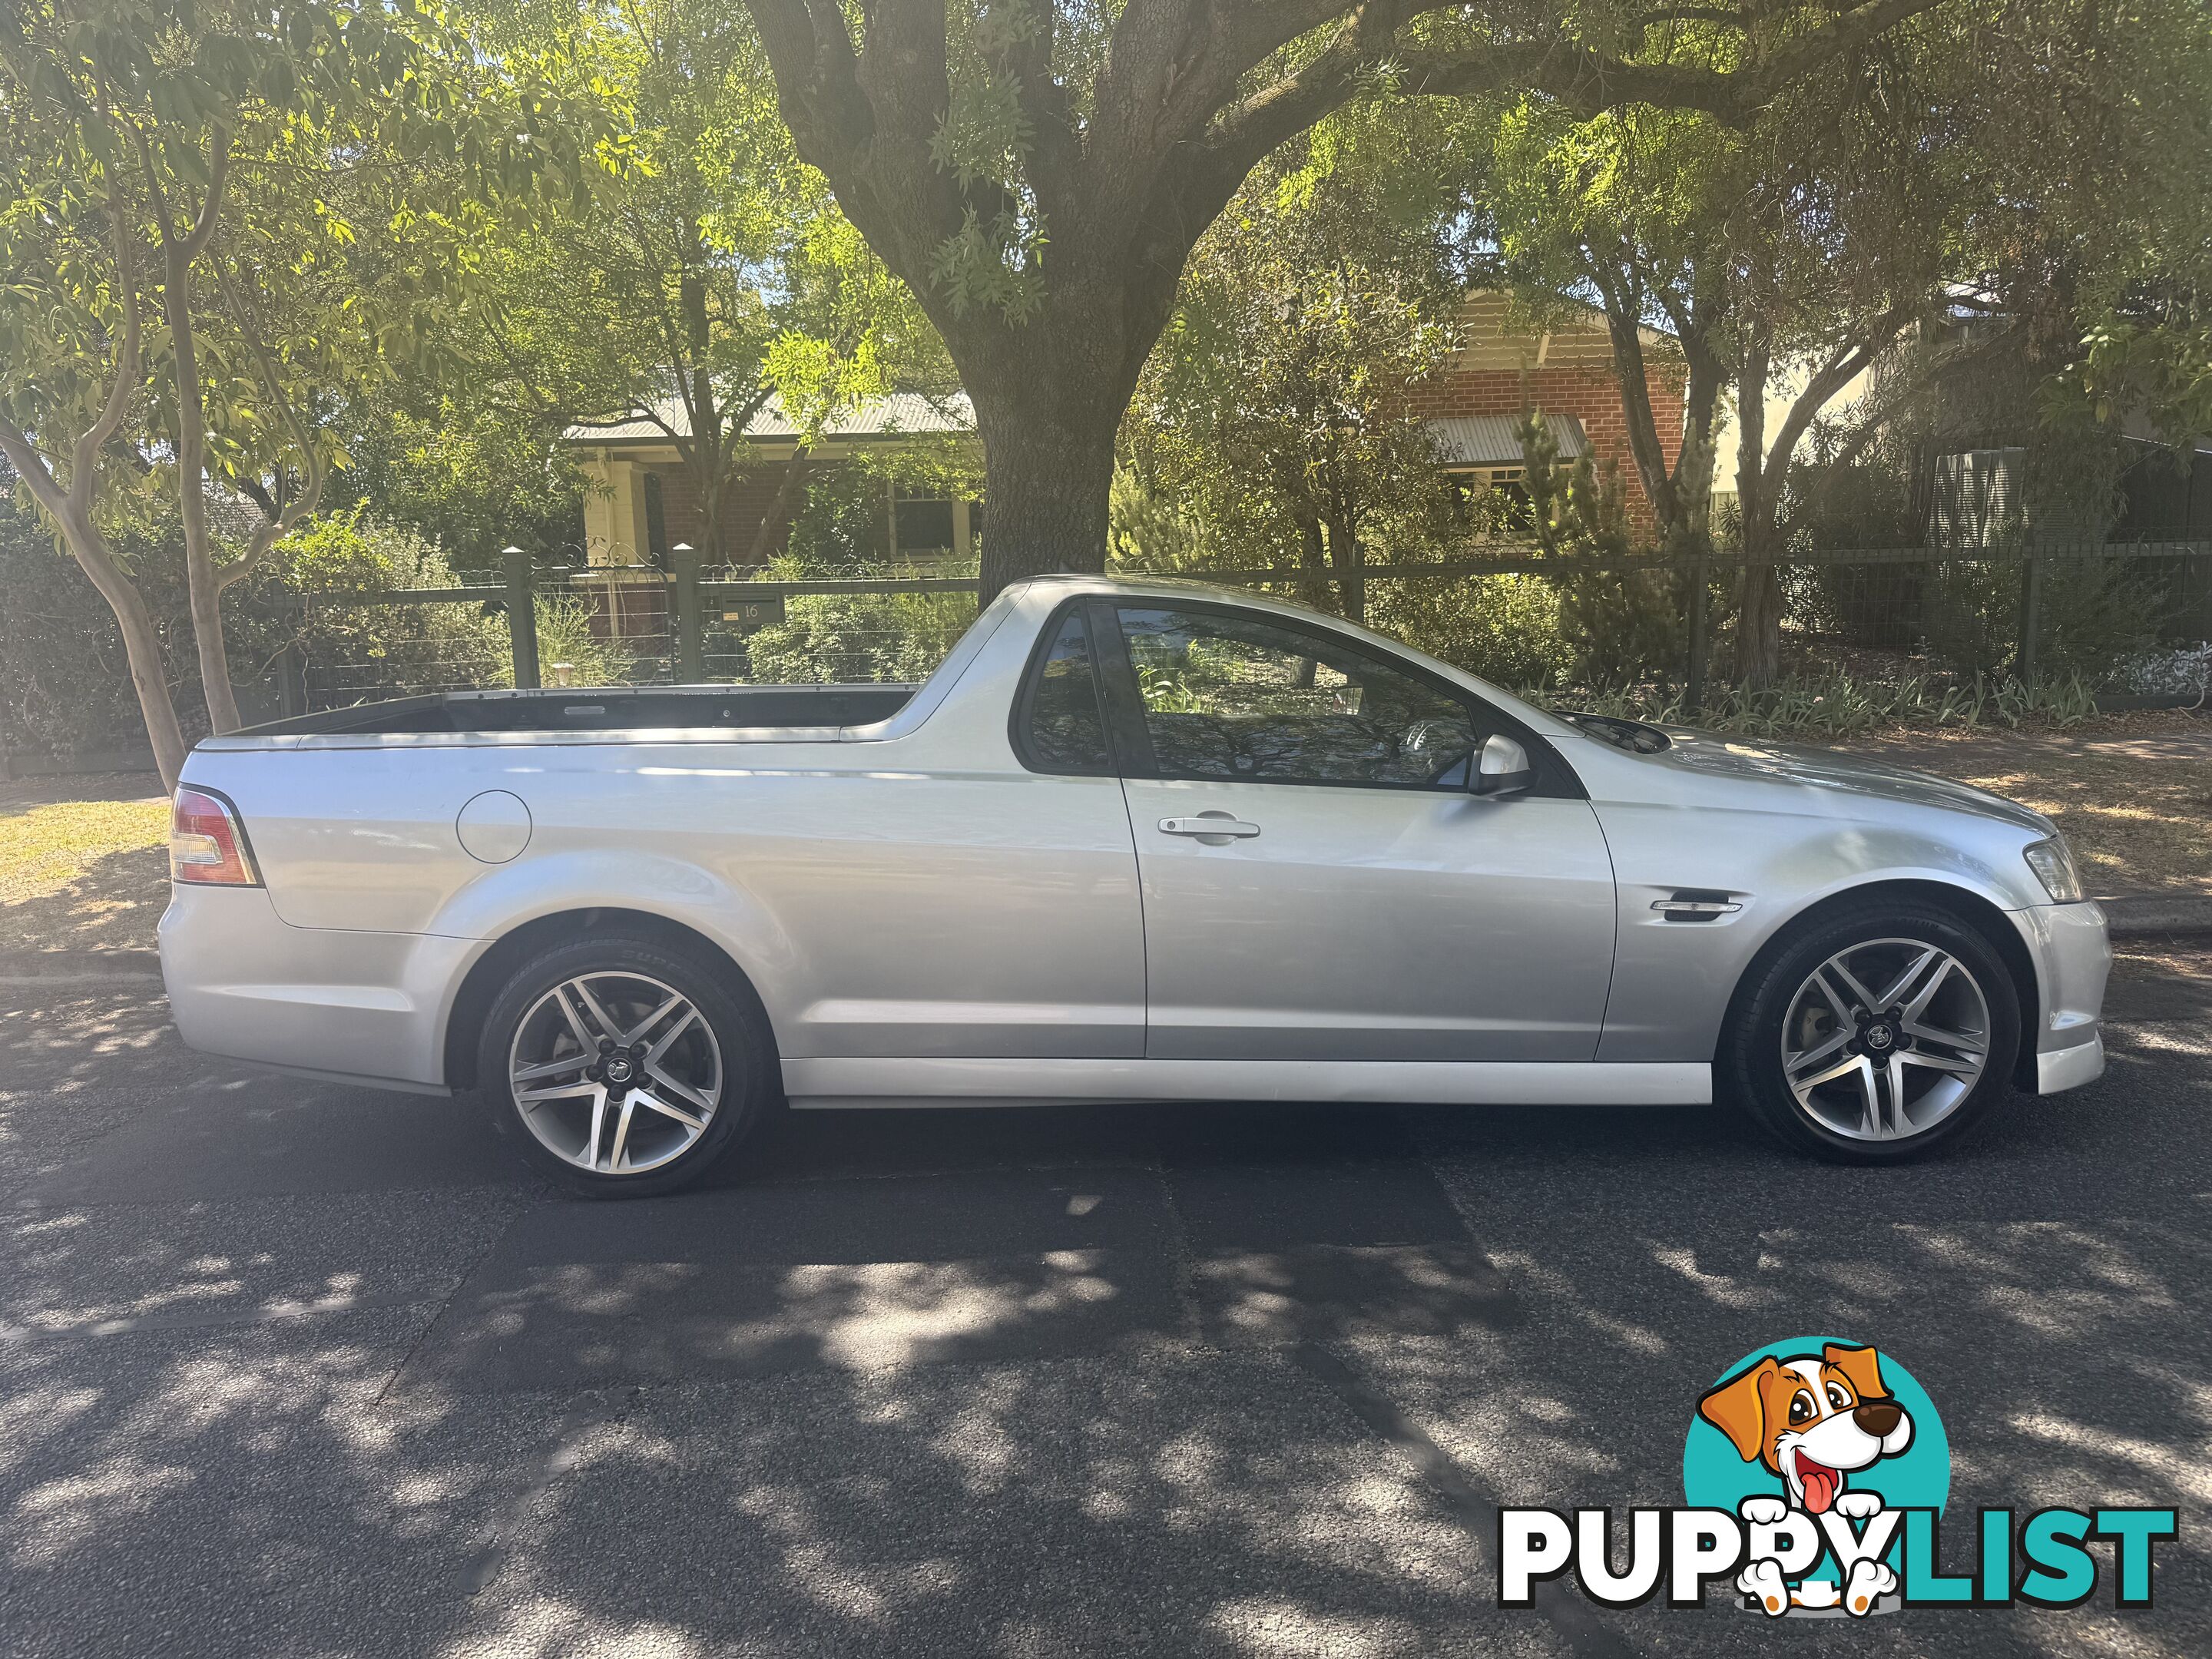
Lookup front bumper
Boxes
[159,884,472,1092]
[2009,899,2110,1095]
[2038,1033,2106,1093]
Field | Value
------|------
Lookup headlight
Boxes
[2024,836,2085,903]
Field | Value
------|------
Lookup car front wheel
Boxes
[1723,902,2021,1162]
[477,934,773,1197]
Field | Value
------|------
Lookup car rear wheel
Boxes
[1723,902,2021,1163]
[477,934,773,1197]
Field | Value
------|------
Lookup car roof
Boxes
[1015,571,1335,620]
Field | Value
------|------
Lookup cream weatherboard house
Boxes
[551,290,1685,602]
[561,392,979,569]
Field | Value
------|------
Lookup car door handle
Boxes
[1159,815,1260,839]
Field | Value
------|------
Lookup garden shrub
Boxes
[1368,572,1575,692]
[240,508,512,704]
[1916,553,2161,681]
[0,490,203,757]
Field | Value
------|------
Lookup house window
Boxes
[1448,469,1534,529]
[892,488,957,554]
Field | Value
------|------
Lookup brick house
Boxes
[1408,290,1687,522]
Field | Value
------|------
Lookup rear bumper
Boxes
[2009,900,2110,1095]
[159,884,470,1091]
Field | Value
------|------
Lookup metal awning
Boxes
[1427,413,1588,469]
[562,391,974,445]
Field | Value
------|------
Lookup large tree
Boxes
[0,101,190,786]
[5,0,604,731]
[1491,0,2212,680]
[1124,108,1471,621]
[740,0,1947,598]
[373,0,940,575]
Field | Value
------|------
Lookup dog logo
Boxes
[1501,1336,2175,1618]
[1698,1342,1915,1516]
[1682,1336,1951,1618]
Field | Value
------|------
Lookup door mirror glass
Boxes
[1472,733,1535,798]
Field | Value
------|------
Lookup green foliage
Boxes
[1107,466,1206,572]
[1554,670,2104,738]
[1368,573,1574,693]
[532,594,634,689]
[338,406,584,578]
[1916,555,2163,681]
[1513,408,1684,684]
[1122,114,1472,603]
[369,0,943,572]
[251,508,511,697]
[780,439,981,572]
[742,583,974,684]
[741,449,979,681]
[0,484,199,755]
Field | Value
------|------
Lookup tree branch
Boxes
[71,196,146,496]
[209,257,327,595]
[1399,0,1949,127]
[177,133,230,262]
[0,418,72,528]
[1764,305,1917,487]
[1095,0,1364,164]
[983,0,1076,198]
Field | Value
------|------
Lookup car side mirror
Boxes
[1472,733,1535,799]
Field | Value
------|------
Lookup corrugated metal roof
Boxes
[563,391,973,445]
[1427,412,1588,469]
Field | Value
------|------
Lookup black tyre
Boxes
[1721,901,2021,1164]
[476,933,775,1197]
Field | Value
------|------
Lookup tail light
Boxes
[171,786,261,886]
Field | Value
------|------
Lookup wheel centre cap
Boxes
[1863,1022,1896,1052]
[604,1055,635,1084]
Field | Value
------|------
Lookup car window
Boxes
[1018,608,1113,773]
[1112,604,1479,787]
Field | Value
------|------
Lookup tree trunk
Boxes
[1734,559,1786,686]
[745,449,813,565]
[1323,508,1365,625]
[1290,508,1333,616]
[162,257,246,734]
[972,393,1121,602]
[61,505,190,791]
[1732,339,1784,685]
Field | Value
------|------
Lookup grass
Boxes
[0,775,170,955]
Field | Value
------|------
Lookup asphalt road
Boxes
[0,966,2204,1657]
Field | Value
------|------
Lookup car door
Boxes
[1100,598,1618,1063]
[774,599,1149,1060]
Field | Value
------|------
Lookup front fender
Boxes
[1592,803,2043,1063]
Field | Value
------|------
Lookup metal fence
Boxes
[279,538,2212,719]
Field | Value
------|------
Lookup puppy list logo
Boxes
[1497,1335,2177,1618]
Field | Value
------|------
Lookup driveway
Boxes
[0,965,2204,1657]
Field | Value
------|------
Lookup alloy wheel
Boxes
[1780,938,1991,1142]
[505,972,723,1174]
